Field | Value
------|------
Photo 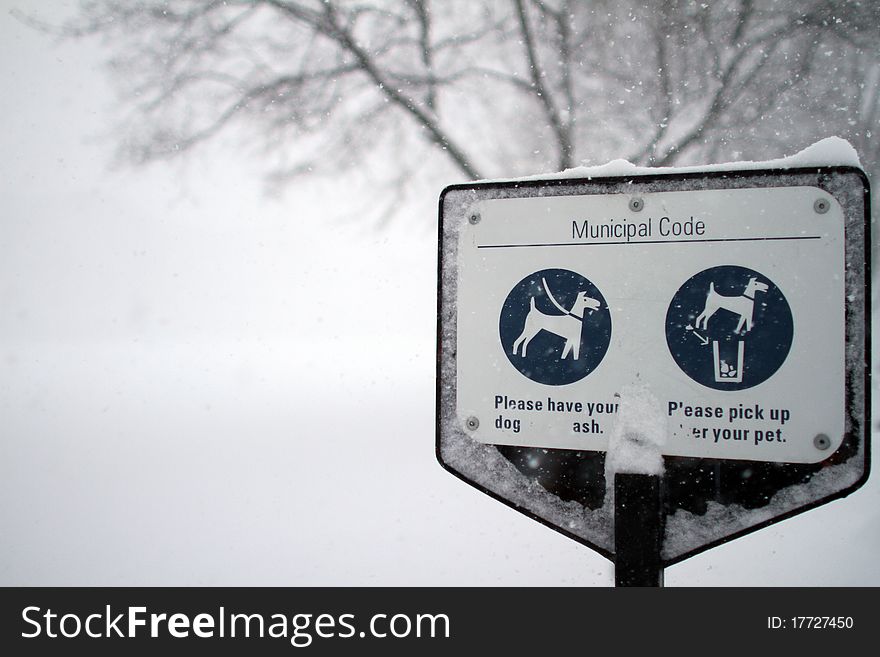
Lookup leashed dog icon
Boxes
[512,277,601,360]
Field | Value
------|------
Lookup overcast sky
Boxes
[1,1,878,586]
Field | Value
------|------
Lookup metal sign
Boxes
[437,167,870,567]
[457,183,842,464]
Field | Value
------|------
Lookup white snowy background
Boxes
[1,2,878,586]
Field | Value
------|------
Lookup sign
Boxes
[437,166,870,566]
[456,184,843,464]
[665,265,794,391]
[500,268,612,386]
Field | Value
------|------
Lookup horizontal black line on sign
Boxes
[476,235,823,249]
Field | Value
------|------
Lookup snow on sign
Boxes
[456,183,844,464]
[437,145,870,566]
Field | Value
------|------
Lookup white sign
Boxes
[456,185,845,464]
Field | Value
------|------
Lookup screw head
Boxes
[465,416,480,431]
[468,212,481,225]
[629,197,644,212]
[814,433,831,450]
[814,198,830,214]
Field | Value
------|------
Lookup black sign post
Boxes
[614,473,664,587]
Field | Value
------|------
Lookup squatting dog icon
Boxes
[512,277,600,360]
[695,276,769,335]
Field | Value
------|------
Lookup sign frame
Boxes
[436,165,871,566]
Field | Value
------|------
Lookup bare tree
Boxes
[34,0,880,205]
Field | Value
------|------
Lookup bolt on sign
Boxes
[436,157,870,570]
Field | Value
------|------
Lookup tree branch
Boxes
[513,0,572,170]
[653,20,803,166]
[261,0,483,179]
[406,0,436,112]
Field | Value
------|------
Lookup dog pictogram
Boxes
[499,269,611,386]
[695,276,769,335]
[666,265,792,391]
[512,277,600,360]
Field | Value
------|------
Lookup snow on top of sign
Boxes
[479,137,862,184]
[604,385,665,477]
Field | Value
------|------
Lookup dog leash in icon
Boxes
[542,277,598,319]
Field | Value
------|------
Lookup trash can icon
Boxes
[712,340,744,383]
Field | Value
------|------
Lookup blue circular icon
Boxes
[500,269,611,386]
[666,265,793,391]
